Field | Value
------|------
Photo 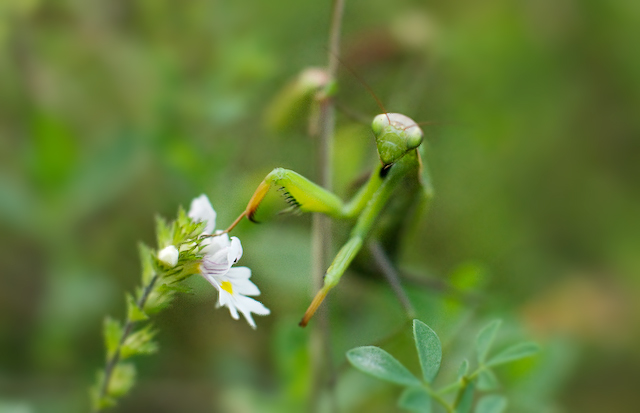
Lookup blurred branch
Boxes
[309,0,345,412]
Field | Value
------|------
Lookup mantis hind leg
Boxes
[368,241,416,319]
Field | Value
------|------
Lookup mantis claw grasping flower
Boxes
[227,112,434,327]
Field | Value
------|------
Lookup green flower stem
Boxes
[91,274,159,413]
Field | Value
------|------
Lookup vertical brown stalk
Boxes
[309,0,345,412]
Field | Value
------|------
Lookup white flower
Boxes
[200,233,243,275]
[158,245,179,267]
[202,266,271,329]
[188,194,270,328]
[189,194,217,235]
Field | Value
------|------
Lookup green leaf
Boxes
[399,386,432,413]
[155,215,174,248]
[347,346,421,387]
[157,282,193,295]
[477,369,499,391]
[176,205,190,231]
[139,243,155,285]
[476,320,501,364]
[107,363,136,398]
[176,205,204,241]
[142,288,176,315]
[160,267,191,285]
[486,342,540,367]
[126,294,148,322]
[413,320,442,383]
[456,359,469,381]
[455,381,475,413]
[104,317,122,359]
[120,325,158,359]
[475,395,507,413]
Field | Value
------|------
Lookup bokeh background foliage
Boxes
[1,0,639,412]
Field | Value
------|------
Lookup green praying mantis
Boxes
[223,98,434,327]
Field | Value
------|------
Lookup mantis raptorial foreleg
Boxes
[224,166,384,233]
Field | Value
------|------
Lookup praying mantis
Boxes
[223,107,434,327]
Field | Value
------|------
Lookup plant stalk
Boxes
[309,0,345,412]
[91,274,158,413]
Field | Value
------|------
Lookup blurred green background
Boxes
[1,0,639,412]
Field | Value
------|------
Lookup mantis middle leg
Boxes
[299,174,399,326]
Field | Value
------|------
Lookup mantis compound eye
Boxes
[371,114,389,136]
[405,125,423,149]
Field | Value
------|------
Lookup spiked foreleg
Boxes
[225,168,347,232]
[225,167,384,232]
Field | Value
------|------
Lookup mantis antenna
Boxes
[329,50,391,124]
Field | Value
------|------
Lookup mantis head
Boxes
[371,113,423,166]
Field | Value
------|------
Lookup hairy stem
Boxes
[309,0,345,411]
[92,274,159,413]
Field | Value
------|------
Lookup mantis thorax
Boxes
[371,113,423,166]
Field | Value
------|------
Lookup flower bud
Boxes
[158,245,179,267]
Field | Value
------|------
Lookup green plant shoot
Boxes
[224,109,434,326]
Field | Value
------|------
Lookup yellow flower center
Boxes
[220,281,233,294]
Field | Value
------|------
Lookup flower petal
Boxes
[242,312,257,329]
[201,256,230,277]
[236,294,271,316]
[201,270,221,289]
[217,288,230,306]
[201,233,231,256]
[201,237,243,276]
[235,295,270,328]
[227,266,252,279]
[222,296,240,320]
[227,303,240,320]
[227,268,260,296]
[189,194,216,234]
[228,237,243,263]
